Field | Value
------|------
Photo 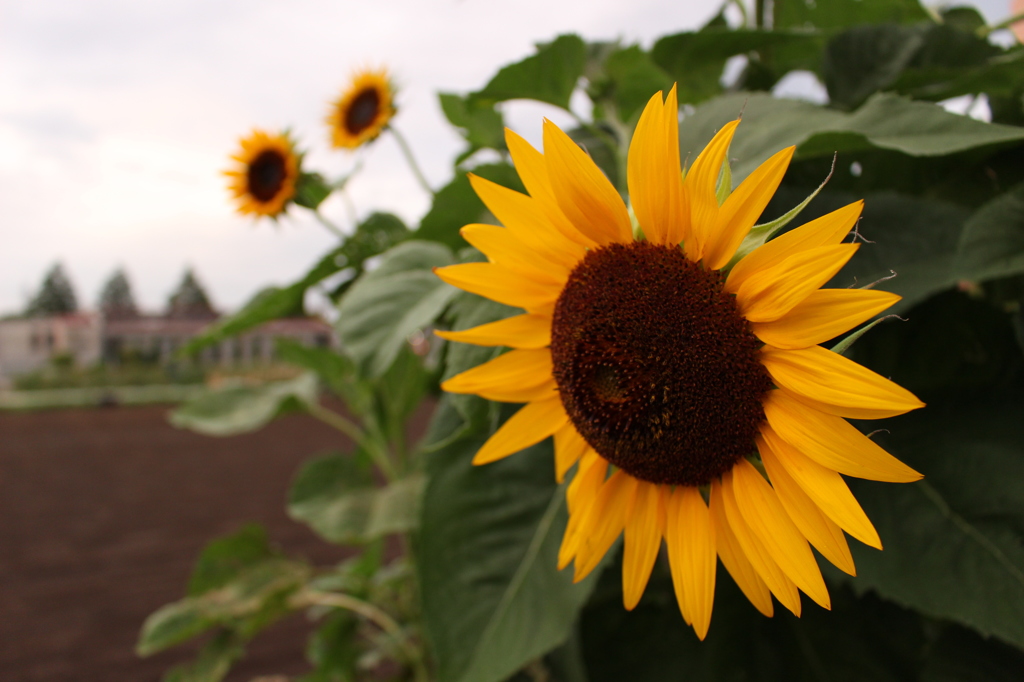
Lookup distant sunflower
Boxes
[435,87,924,640]
[328,69,395,150]
[224,130,300,218]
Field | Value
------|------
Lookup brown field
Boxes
[0,403,375,681]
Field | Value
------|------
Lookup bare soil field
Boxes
[0,404,373,681]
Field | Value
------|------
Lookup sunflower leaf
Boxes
[471,34,586,110]
[335,241,458,378]
[954,182,1024,284]
[774,0,930,30]
[293,172,333,210]
[417,402,601,682]
[288,452,426,544]
[833,390,1024,649]
[679,93,1024,186]
[169,372,318,437]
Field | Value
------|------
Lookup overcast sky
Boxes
[0,0,1016,315]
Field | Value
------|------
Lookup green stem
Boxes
[293,589,429,682]
[389,125,434,197]
[312,210,346,241]
[306,402,398,481]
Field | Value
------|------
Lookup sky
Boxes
[0,0,1017,316]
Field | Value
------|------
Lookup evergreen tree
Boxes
[25,263,78,316]
[98,268,139,318]
[166,268,217,319]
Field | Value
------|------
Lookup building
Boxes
[0,313,102,380]
[0,312,335,383]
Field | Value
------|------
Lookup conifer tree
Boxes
[166,268,217,319]
[98,268,139,318]
[25,263,78,316]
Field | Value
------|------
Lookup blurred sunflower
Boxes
[328,69,395,150]
[224,129,300,218]
[435,87,924,640]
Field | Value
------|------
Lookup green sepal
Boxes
[293,172,333,210]
[726,157,835,269]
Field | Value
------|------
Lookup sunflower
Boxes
[434,87,925,640]
[327,69,395,150]
[224,129,300,218]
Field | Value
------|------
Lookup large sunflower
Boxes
[328,69,395,150]
[435,87,924,640]
[224,129,300,218]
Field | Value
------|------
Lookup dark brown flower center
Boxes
[345,88,382,135]
[247,150,287,202]
[550,241,771,487]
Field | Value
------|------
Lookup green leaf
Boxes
[162,629,245,682]
[288,452,426,544]
[336,241,458,378]
[294,172,333,210]
[845,289,1024,400]
[304,611,361,682]
[580,563,928,682]
[188,524,278,597]
[955,183,1024,283]
[437,294,519,437]
[774,0,930,30]
[921,624,1024,681]
[439,93,506,152]
[169,372,318,436]
[824,22,1007,108]
[837,390,1024,648]
[138,558,310,656]
[678,93,1024,185]
[376,345,430,445]
[590,45,674,123]
[652,29,823,103]
[472,34,586,109]
[274,337,368,410]
[823,25,927,109]
[417,405,601,682]
[417,163,523,250]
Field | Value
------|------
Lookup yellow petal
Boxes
[473,396,567,465]
[553,422,589,483]
[726,200,863,294]
[720,470,802,616]
[736,244,860,323]
[666,486,716,639]
[684,120,739,262]
[622,481,667,610]
[468,174,587,270]
[573,471,637,582]
[762,346,925,419]
[441,348,555,402]
[709,479,774,617]
[434,262,559,314]
[435,313,552,349]
[627,88,686,247]
[543,118,632,245]
[761,425,882,549]
[560,452,608,569]
[763,390,922,483]
[459,224,569,285]
[758,433,857,574]
[505,128,598,248]
[704,146,795,271]
[731,459,831,610]
[752,288,901,349]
